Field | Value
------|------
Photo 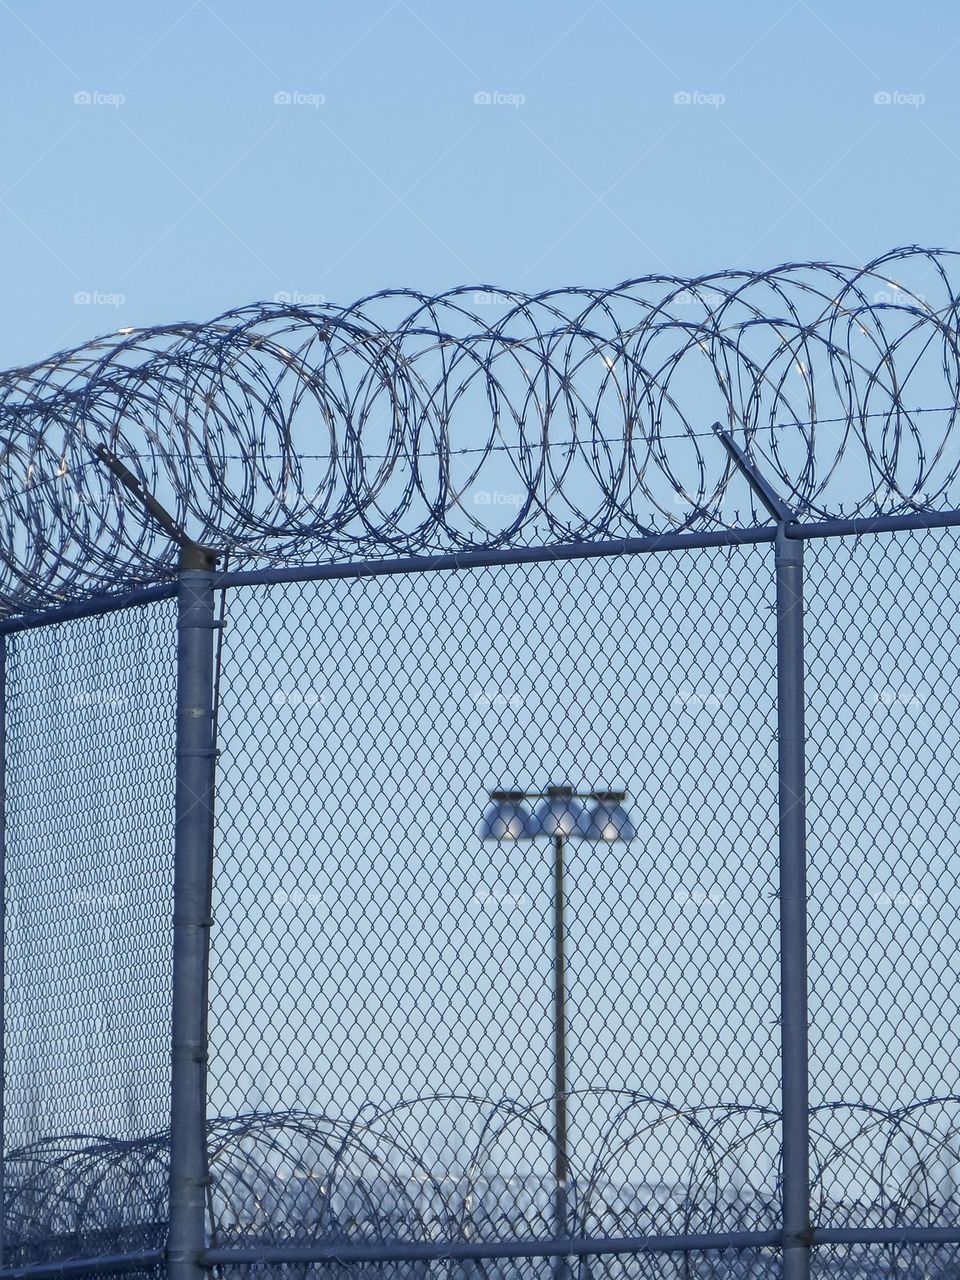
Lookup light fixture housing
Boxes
[529,785,586,838]
[578,791,635,842]
[480,792,532,840]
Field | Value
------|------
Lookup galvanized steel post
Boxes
[776,525,811,1280]
[168,543,218,1280]
[713,426,811,1280]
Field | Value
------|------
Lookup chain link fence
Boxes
[2,599,176,1273]
[207,549,780,1253]
[2,527,960,1277]
[803,530,960,1227]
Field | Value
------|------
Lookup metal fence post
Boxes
[712,428,812,1279]
[168,545,218,1280]
[775,526,811,1280]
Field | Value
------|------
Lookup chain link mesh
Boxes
[4,529,960,1276]
[208,548,781,1249]
[3,600,176,1269]
[805,528,960,1227]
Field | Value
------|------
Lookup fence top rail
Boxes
[3,244,960,616]
[6,504,960,631]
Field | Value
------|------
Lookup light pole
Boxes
[479,784,635,1264]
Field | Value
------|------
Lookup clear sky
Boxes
[1,0,958,368]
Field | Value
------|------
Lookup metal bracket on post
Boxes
[713,426,797,527]
[92,444,220,1280]
[713,424,812,1280]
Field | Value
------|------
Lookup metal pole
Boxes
[553,832,570,1277]
[711,428,812,1277]
[168,546,218,1280]
[775,527,811,1280]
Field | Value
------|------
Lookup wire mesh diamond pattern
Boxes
[2,600,176,1269]
[208,549,780,1248]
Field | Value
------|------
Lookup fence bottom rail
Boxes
[6,1226,960,1280]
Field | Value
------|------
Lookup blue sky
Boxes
[2,0,959,367]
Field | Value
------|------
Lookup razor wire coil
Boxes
[3,246,960,612]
